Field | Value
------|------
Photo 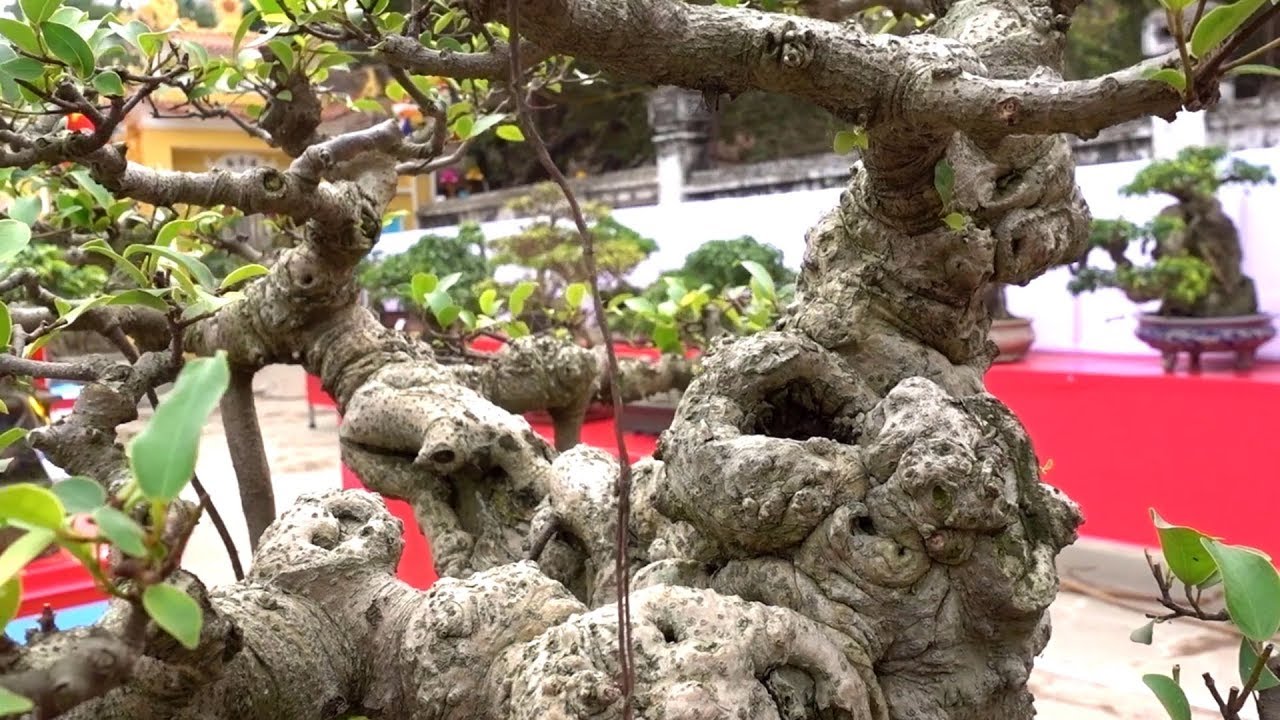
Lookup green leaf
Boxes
[0,428,23,453]
[1239,638,1280,691]
[0,482,66,530]
[52,477,106,513]
[505,319,530,338]
[91,506,146,557]
[623,297,656,314]
[137,30,166,58]
[68,169,112,208]
[508,281,537,317]
[833,128,868,155]
[1159,0,1195,10]
[741,260,776,299]
[219,263,270,290]
[1142,674,1191,720]
[1144,67,1187,92]
[469,113,505,139]
[942,212,967,230]
[142,582,202,649]
[110,19,147,50]
[91,69,123,96]
[0,301,9,350]
[59,294,114,327]
[432,9,455,34]
[1202,539,1280,642]
[495,124,524,142]
[42,22,95,77]
[20,0,61,25]
[128,353,230,502]
[123,244,217,289]
[266,38,293,68]
[411,272,437,304]
[275,89,293,102]
[0,18,41,55]
[478,288,499,316]
[436,272,463,293]
[0,56,44,83]
[1190,0,1267,58]
[433,304,461,328]
[933,158,955,205]
[1228,64,1280,78]
[80,239,150,287]
[109,288,171,312]
[156,218,195,246]
[22,331,55,358]
[565,282,587,308]
[0,576,19,627]
[1151,509,1219,586]
[0,528,55,585]
[0,687,33,716]
[8,195,41,226]
[653,323,681,353]
[0,218,32,263]
[1129,620,1155,645]
[232,9,258,55]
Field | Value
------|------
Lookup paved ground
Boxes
[171,364,1252,719]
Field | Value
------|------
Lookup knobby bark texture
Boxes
[5,0,1212,715]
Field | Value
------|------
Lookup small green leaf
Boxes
[1159,0,1195,10]
[0,218,32,263]
[0,56,45,82]
[0,18,41,54]
[231,9,258,55]
[469,113,505,139]
[622,297,656,314]
[437,272,463,293]
[0,577,19,627]
[123,245,217,289]
[478,288,499,316]
[1144,67,1187,92]
[833,128,868,155]
[1143,674,1191,720]
[91,69,123,96]
[433,8,455,34]
[91,506,146,557]
[20,0,61,25]
[0,427,25,453]
[495,124,524,142]
[129,353,230,502]
[1129,620,1155,645]
[1202,539,1280,642]
[137,30,166,57]
[80,239,150,287]
[51,477,106,513]
[653,323,681,353]
[1228,64,1280,78]
[741,260,776,299]
[411,272,437,304]
[505,319,530,338]
[275,89,292,102]
[0,300,9,349]
[942,212,967,230]
[266,38,294,68]
[1190,0,1267,58]
[142,582,203,650]
[42,22,95,77]
[59,294,114,327]
[109,288,171,312]
[508,281,537,317]
[219,263,270,290]
[0,482,65,530]
[564,282,587,308]
[933,158,955,205]
[0,528,55,585]
[0,687,33,716]
[8,195,41,226]
[434,304,461,328]
[1239,638,1280,691]
[156,219,194,246]
[1151,509,1220,586]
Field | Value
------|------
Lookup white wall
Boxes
[379,148,1280,360]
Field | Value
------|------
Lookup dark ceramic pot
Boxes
[990,317,1035,363]
[1135,313,1275,373]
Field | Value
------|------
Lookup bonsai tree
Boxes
[0,0,1275,719]
[1068,146,1274,318]
[357,222,489,312]
[665,235,793,294]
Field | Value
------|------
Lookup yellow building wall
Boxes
[126,122,431,230]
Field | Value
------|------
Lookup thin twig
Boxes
[505,4,635,715]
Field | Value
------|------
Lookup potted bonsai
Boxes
[1068,146,1275,372]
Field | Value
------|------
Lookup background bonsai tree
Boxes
[0,0,1276,718]
[1068,147,1274,318]
[357,222,490,313]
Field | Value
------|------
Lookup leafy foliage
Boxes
[669,236,793,295]
[358,223,489,308]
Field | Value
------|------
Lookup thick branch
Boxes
[377,35,550,80]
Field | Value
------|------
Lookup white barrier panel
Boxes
[378,147,1280,360]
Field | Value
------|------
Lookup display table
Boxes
[985,353,1280,559]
